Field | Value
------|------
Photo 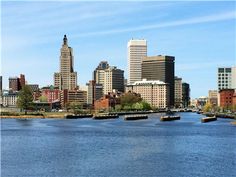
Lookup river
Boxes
[1,113,236,177]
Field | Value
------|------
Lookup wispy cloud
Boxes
[74,11,236,37]
[176,60,235,71]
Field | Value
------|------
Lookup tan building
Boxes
[208,90,218,106]
[126,79,169,108]
[175,76,182,107]
[54,35,77,90]
[104,66,124,94]
[60,89,87,108]
[94,63,124,95]
[127,39,147,84]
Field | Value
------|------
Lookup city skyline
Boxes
[2,1,236,98]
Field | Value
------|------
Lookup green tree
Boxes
[203,102,212,112]
[132,102,143,110]
[17,85,34,114]
[39,95,47,102]
[120,92,142,108]
[141,101,152,110]
[68,102,82,114]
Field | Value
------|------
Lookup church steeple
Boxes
[63,34,68,45]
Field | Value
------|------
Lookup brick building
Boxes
[41,86,60,103]
[94,94,117,111]
[219,89,235,108]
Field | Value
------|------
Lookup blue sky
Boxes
[1,1,236,98]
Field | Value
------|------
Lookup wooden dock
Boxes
[160,115,180,121]
[124,115,148,121]
[201,116,217,123]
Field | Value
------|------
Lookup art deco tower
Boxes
[54,35,77,90]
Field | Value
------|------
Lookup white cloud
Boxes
[74,11,236,37]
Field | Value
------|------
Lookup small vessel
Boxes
[160,115,180,121]
[124,114,148,121]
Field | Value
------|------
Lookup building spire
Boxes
[63,34,68,45]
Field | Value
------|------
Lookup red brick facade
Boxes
[94,94,117,110]
[41,86,60,103]
[233,92,236,106]
[219,89,235,108]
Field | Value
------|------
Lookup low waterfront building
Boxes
[87,80,103,106]
[94,94,117,111]
[60,89,87,108]
[208,90,218,106]
[126,79,170,109]
[41,85,60,103]
[219,89,235,108]
[1,91,18,107]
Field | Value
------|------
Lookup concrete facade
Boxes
[175,76,182,107]
[126,79,170,108]
[217,67,236,91]
[127,39,147,84]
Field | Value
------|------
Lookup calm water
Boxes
[1,113,236,177]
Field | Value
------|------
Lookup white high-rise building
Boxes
[217,66,236,91]
[127,39,147,84]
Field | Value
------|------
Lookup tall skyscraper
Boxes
[142,55,175,106]
[54,35,77,90]
[217,66,236,91]
[127,39,147,84]
[182,82,190,108]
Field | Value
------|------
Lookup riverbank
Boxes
[0,112,66,119]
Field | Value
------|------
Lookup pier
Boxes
[124,115,148,120]
[160,115,180,121]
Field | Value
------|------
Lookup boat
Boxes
[124,114,148,121]
[160,115,180,121]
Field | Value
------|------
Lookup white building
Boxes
[1,92,18,107]
[217,67,236,91]
[126,79,169,108]
[127,39,147,84]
